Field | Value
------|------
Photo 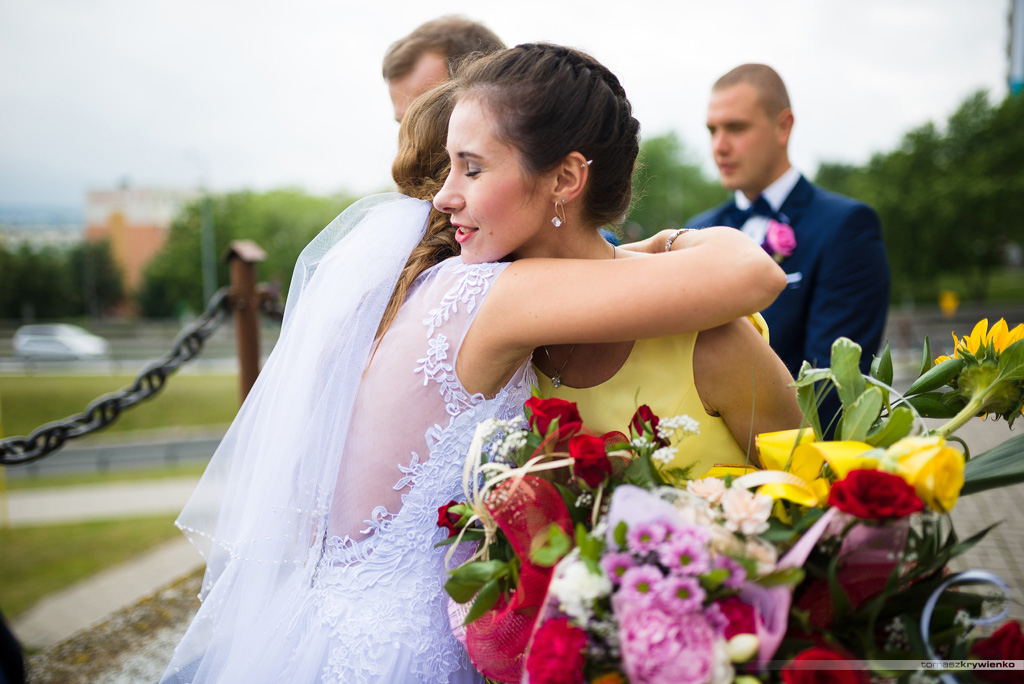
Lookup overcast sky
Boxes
[0,0,1012,210]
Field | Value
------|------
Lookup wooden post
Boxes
[223,240,267,404]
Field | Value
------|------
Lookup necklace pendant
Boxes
[551,374,562,388]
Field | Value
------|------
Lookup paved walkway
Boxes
[6,477,204,650]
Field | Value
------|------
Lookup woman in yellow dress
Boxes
[535,238,802,478]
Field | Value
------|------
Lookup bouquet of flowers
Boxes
[441,318,1024,684]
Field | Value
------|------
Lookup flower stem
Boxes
[935,393,988,438]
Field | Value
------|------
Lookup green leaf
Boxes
[871,341,894,387]
[699,568,730,592]
[830,338,866,408]
[962,432,1024,495]
[530,523,573,567]
[463,578,502,624]
[791,366,833,388]
[918,336,932,378]
[840,386,883,442]
[906,392,960,418]
[761,518,798,543]
[613,521,628,549]
[624,453,666,488]
[906,358,964,396]
[444,560,507,603]
[796,381,824,441]
[995,338,1024,383]
[865,405,915,447]
[757,566,805,587]
[576,523,604,563]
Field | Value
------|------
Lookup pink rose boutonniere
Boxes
[764,219,796,262]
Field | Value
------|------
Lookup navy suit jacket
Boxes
[686,176,890,431]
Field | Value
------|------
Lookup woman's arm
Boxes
[692,318,804,459]
[458,226,786,395]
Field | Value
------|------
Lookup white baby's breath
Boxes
[651,446,677,464]
[656,414,701,441]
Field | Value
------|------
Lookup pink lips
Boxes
[454,225,477,244]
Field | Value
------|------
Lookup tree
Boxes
[68,239,125,317]
[814,90,1024,303]
[628,133,728,239]
[138,189,355,317]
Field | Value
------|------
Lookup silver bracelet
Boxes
[664,228,694,252]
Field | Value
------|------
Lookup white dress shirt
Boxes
[735,165,802,244]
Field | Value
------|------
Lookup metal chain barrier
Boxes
[1,287,233,466]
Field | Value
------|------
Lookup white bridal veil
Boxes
[174,193,431,596]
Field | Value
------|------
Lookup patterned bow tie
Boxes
[722,195,775,228]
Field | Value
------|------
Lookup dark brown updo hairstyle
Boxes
[377,81,460,340]
[453,43,641,228]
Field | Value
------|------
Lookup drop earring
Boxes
[551,198,566,227]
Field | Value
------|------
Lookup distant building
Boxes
[0,207,83,251]
[85,187,197,292]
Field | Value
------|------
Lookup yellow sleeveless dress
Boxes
[534,316,768,479]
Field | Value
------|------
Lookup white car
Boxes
[13,324,111,359]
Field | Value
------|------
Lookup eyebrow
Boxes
[455,151,484,161]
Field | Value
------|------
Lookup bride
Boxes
[161,44,786,684]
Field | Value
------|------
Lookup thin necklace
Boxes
[543,244,608,388]
[543,344,576,388]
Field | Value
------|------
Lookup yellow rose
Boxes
[886,436,965,512]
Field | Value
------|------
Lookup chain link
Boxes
[1,287,233,466]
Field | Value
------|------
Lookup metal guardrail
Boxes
[0,288,233,466]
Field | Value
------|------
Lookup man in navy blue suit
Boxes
[685,64,890,433]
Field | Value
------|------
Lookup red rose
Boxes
[781,646,867,684]
[525,617,587,684]
[567,434,613,488]
[716,596,756,639]
[525,396,583,442]
[630,404,668,447]
[436,500,465,538]
[971,621,1024,684]
[828,469,925,520]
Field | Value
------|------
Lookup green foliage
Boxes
[0,240,123,319]
[815,90,1024,304]
[138,189,355,316]
[628,132,728,238]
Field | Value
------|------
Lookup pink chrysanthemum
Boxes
[714,554,747,589]
[657,576,705,615]
[666,522,712,545]
[617,601,720,684]
[618,565,663,604]
[658,535,711,576]
[600,552,636,585]
[626,521,668,554]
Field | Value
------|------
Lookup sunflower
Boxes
[935,318,1024,364]
[933,318,1024,430]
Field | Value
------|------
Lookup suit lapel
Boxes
[778,175,813,226]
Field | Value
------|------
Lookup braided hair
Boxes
[377,81,460,341]
[453,43,641,227]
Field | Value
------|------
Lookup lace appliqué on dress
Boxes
[416,262,502,418]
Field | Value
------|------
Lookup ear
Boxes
[776,108,794,147]
[548,151,590,205]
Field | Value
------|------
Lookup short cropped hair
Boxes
[713,64,791,117]
[382,16,505,81]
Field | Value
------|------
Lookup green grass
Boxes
[0,373,239,438]
[1,462,208,491]
[0,515,182,619]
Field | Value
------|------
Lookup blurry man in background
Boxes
[383,16,504,122]
[685,63,890,433]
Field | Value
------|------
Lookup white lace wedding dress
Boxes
[160,195,534,683]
